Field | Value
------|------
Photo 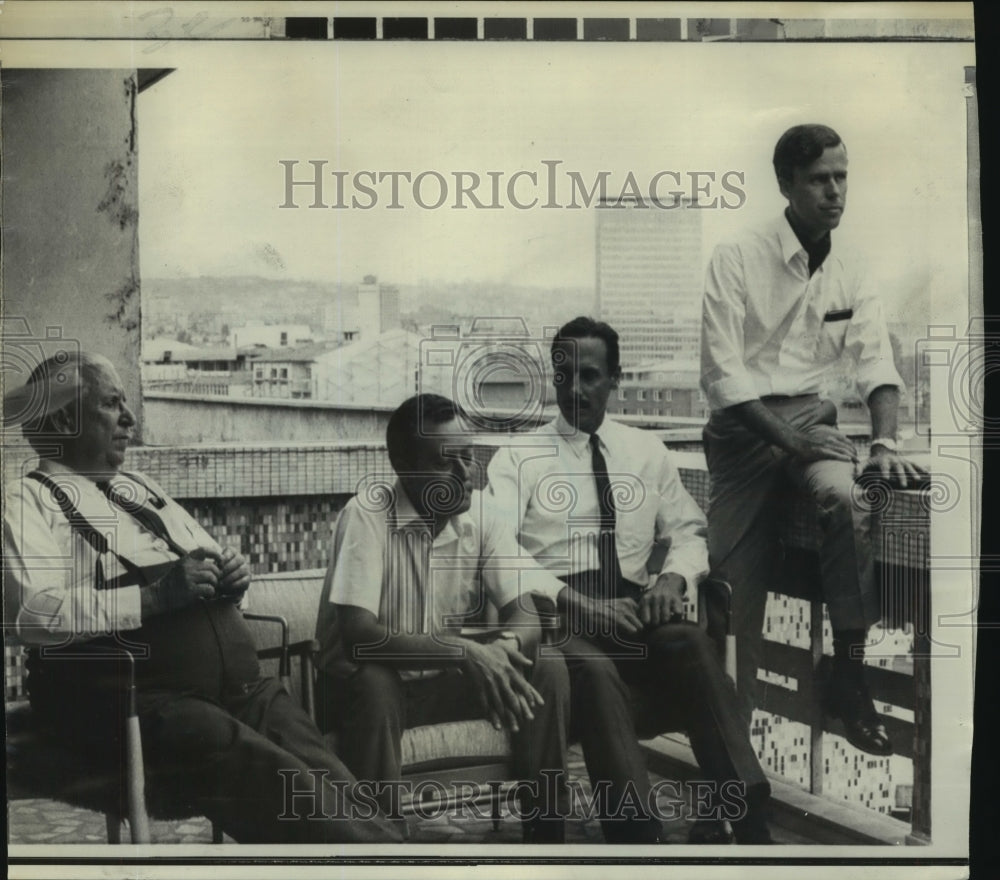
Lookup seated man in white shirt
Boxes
[700,123,926,755]
[3,352,400,843]
[488,317,771,845]
[313,393,570,843]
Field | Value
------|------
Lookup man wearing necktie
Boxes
[3,352,400,843]
[488,317,771,844]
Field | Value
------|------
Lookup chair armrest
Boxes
[697,578,732,633]
[35,643,140,716]
[289,638,320,657]
[243,611,290,678]
[257,638,318,661]
[697,577,735,680]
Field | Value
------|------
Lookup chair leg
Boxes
[124,712,152,843]
[105,812,122,844]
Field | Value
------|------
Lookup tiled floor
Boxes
[8,746,805,846]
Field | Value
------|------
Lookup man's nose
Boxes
[120,403,136,426]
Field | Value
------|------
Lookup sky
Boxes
[137,38,976,327]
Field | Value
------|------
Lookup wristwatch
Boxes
[870,437,898,453]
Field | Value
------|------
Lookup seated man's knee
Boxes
[646,622,722,675]
[332,664,404,727]
[646,622,718,667]
[804,460,857,515]
[146,699,241,756]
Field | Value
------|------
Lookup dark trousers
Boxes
[315,655,570,838]
[29,672,401,844]
[556,575,768,843]
[703,395,880,724]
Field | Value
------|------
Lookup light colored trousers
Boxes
[703,395,881,724]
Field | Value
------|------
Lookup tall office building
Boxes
[596,198,703,369]
[323,275,401,342]
[355,275,401,338]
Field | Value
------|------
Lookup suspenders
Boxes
[26,470,159,587]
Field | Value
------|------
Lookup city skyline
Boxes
[137,40,967,332]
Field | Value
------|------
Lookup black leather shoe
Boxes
[825,667,894,756]
[522,817,565,844]
[687,818,733,844]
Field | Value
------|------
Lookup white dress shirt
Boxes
[487,415,709,592]
[3,459,221,645]
[315,480,564,678]
[700,214,904,411]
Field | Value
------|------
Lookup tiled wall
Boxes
[4,441,930,700]
[127,442,391,500]
[187,495,350,573]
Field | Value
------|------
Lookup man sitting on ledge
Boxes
[3,352,401,843]
[700,123,927,753]
[313,393,570,843]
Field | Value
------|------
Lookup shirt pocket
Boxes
[613,479,655,553]
[816,317,850,363]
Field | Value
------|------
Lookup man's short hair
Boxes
[773,124,844,184]
[551,316,621,377]
[15,352,110,452]
[386,393,461,473]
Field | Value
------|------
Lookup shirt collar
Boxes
[776,212,807,265]
[552,412,617,455]
[783,208,831,274]
[778,210,833,274]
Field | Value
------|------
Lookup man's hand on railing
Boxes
[860,447,928,490]
[462,639,544,734]
[641,573,687,626]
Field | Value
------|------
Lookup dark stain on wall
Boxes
[105,276,140,331]
[97,159,139,230]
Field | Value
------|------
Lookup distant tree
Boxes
[176,329,191,344]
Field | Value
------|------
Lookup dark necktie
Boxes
[97,480,188,558]
[589,432,623,597]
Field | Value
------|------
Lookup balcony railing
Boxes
[4,437,931,845]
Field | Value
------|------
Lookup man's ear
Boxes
[610,369,622,390]
[49,405,77,436]
[777,174,792,201]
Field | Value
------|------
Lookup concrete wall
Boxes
[142,392,728,445]
[2,69,142,439]
[143,393,396,444]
